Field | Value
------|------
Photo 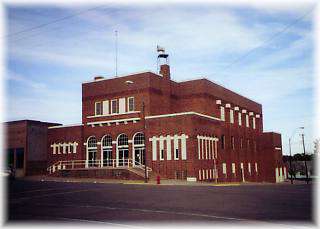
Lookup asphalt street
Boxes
[6,179,313,226]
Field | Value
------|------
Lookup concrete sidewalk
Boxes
[18,175,306,187]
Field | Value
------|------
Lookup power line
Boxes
[2,5,104,39]
[214,4,316,76]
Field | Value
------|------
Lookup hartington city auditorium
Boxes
[5,51,287,183]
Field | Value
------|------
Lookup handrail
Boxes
[47,158,152,174]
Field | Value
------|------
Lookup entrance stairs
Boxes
[47,159,153,180]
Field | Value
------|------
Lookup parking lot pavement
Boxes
[6,179,313,225]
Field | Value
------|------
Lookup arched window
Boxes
[101,135,112,166]
[133,132,145,166]
[87,136,97,148]
[134,133,145,145]
[118,134,128,146]
[102,135,112,148]
[87,136,97,167]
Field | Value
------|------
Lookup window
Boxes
[221,135,225,149]
[69,144,73,154]
[222,163,227,175]
[102,135,113,147]
[175,149,179,160]
[128,97,134,112]
[95,102,102,116]
[102,100,109,115]
[220,107,225,121]
[231,136,235,150]
[248,163,251,174]
[111,100,118,114]
[118,134,128,146]
[232,163,236,174]
[255,163,258,174]
[246,114,249,127]
[16,148,24,169]
[253,117,256,129]
[238,113,242,126]
[230,110,234,124]
[119,98,126,114]
[240,138,243,149]
[161,150,164,160]
[133,133,145,145]
[102,135,112,166]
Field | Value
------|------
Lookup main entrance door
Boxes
[118,149,129,166]
[134,148,145,166]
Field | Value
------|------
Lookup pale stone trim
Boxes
[48,124,83,129]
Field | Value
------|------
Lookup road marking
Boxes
[33,203,259,222]
[10,188,103,204]
[56,217,145,228]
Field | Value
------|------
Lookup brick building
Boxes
[5,63,287,183]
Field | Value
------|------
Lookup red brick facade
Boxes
[5,64,287,182]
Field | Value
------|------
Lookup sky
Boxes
[3,1,318,155]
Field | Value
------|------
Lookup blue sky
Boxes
[4,1,318,155]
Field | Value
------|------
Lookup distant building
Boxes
[4,57,287,183]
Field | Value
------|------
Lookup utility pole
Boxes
[288,138,293,184]
[302,133,309,184]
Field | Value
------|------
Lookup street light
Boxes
[288,127,304,184]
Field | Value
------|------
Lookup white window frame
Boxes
[102,100,109,115]
[232,163,236,174]
[127,97,135,112]
[238,112,242,126]
[230,109,234,124]
[119,98,126,114]
[248,163,251,174]
[111,99,118,114]
[220,106,225,121]
[222,163,227,175]
[246,114,249,127]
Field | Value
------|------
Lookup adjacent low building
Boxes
[5,62,287,182]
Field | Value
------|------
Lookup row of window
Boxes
[86,133,145,149]
[220,135,257,152]
[51,142,78,155]
[94,97,135,116]
[220,106,256,129]
[222,162,258,177]
[151,135,188,161]
[197,136,218,160]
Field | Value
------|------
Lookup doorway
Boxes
[134,148,145,166]
[118,149,129,166]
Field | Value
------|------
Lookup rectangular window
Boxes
[230,110,234,124]
[111,99,118,114]
[174,137,179,160]
[220,106,225,121]
[166,136,172,160]
[160,138,164,160]
[255,162,258,174]
[222,163,227,175]
[238,113,242,126]
[232,163,236,174]
[127,97,134,112]
[152,138,157,161]
[248,163,251,174]
[69,144,73,154]
[246,114,249,127]
[175,149,179,160]
[253,117,256,129]
[221,135,225,149]
[95,102,102,116]
[119,98,126,114]
[102,100,109,115]
[16,148,24,169]
[231,136,235,150]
